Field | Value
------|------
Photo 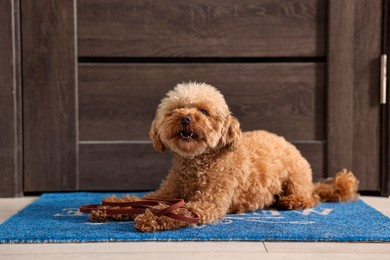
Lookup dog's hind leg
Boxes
[275,160,320,210]
[276,169,358,210]
[276,193,319,210]
[276,175,320,210]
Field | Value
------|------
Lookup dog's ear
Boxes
[149,119,165,152]
[221,115,242,150]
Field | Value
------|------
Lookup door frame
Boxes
[382,0,390,196]
[0,0,23,197]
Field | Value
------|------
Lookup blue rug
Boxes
[0,192,389,243]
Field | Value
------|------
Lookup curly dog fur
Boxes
[113,82,359,232]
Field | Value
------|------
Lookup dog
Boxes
[112,82,359,232]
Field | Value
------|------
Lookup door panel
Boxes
[79,63,325,141]
[79,142,324,190]
[77,0,326,57]
[79,143,172,190]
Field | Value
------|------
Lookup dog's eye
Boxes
[199,109,209,116]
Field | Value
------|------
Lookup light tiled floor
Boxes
[0,196,389,260]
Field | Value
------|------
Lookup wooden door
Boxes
[1,0,385,196]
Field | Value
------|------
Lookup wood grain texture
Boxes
[79,63,325,142]
[79,143,172,190]
[0,0,22,197]
[79,142,323,191]
[295,142,325,182]
[77,0,326,57]
[22,0,77,192]
[327,0,382,190]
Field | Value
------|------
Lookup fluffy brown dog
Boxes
[129,82,358,232]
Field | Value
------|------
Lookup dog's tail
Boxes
[313,169,359,202]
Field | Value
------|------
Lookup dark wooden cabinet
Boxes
[1,0,389,197]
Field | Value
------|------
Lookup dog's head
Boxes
[149,82,242,158]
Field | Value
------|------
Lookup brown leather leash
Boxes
[79,199,199,224]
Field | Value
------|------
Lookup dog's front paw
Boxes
[134,209,190,232]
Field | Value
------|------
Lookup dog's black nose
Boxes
[181,116,192,125]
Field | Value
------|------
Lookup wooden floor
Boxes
[0,196,389,260]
